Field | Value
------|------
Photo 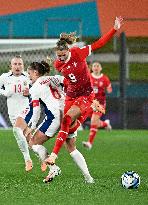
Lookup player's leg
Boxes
[65,136,94,183]
[45,93,95,164]
[82,112,101,150]
[68,105,93,134]
[30,131,60,176]
[13,116,32,171]
[29,130,49,172]
[51,104,81,157]
[30,111,61,180]
[52,94,95,155]
[99,119,112,131]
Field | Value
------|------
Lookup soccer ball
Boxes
[121,171,140,189]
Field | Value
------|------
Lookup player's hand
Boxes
[91,100,105,114]
[114,16,124,30]
[23,88,29,97]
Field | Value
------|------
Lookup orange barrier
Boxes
[0,0,147,37]
[0,0,90,15]
[97,0,148,37]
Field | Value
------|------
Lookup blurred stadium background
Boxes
[0,0,148,129]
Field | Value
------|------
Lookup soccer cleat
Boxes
[41,162,47,172]
[82,141,92,150]
[25,160,33,172]
[43,166,61,183]
[105,119,112,131]
[84,175,95,184]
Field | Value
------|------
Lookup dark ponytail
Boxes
[29,61,50,76]
[40,61,50,73]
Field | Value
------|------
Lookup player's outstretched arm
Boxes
[91,16,123,51]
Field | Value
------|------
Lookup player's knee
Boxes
[62,114,72,125]
[66,138,76,151]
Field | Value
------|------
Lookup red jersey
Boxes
[90,73,111,105]
[54,28,116,98]
[54,46,93,98]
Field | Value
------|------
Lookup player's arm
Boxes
[76,17,123,61]
[0,74,12,97]
[30,100,41,129]
[105,76,112,94]
[106,84,112,94]
[0,88,8,96]
[29,88,41,129]
[91,16,123,51]
[0,74,6,96]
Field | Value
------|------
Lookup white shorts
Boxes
[9,115,17,126]
[19,106,33,125]
[37,110,60,137]
[67,131,77,139]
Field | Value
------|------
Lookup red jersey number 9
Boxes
[68,73,77,82]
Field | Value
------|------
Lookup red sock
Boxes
[88,125,98,144]
[53,115,72,155]
[100,120,107,128]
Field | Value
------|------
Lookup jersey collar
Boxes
[65,51,71,63]
[92,73,103,79]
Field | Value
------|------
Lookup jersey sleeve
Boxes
[63,78,68,93]
[104,76,112,94]
[0,74,10,97]
[105,76,111,88]
[29,84,41,129]
[0,74,5,88]
[73,46,91,61]
[91,28,116,51]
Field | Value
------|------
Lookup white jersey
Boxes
[29,75,64,129]
[41,74,65,111]
[0,71,30,125]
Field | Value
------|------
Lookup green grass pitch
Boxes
[0,129,148,205]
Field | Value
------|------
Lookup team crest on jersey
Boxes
[73,62,77,67]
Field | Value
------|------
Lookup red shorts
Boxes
[64,92,94,115]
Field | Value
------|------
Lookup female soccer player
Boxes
[0,56,32,171]
[45,16,123,166]
[24,61,93,183]
[27,61,62,177]
[82,62,112,150]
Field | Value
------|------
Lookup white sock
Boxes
[70,149,91,177]
[13,127,31,162]
[32,144,48,161]
[32,145,59,171]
